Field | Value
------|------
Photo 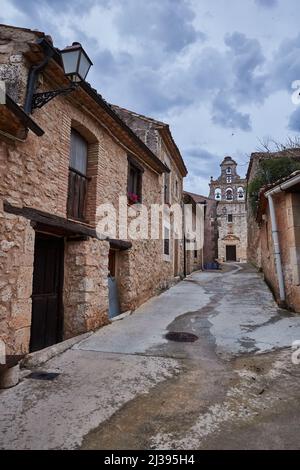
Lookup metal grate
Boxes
[26,371,60,381]
[165,332,199,343]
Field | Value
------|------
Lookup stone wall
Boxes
[203,199,218,265]
[260,192,300,312]
[0,26,36,104]
[247,211,262,268]
[0,204,34,356]
[63,238,110,338]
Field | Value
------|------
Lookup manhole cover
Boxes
[165,332,198,343]
[26,371,60,381]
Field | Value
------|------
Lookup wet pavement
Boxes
[1,263,300,449]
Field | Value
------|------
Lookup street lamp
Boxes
[25,39,93,113]
[60,42,93,83]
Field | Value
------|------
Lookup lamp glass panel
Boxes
[61,50,80,75]
[78,53,91,80]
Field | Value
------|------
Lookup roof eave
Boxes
[2,94,44,137]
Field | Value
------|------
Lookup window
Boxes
[215,188,222,200]
[226,188,233,201]
[228,214,233,223]
[67,129,88,220]
[226,176,232,183]
[194,250,198,259]
[226,167,232,175]
[128,158,143,204]
[175,179,178,198]
[164,171,170,204]
[237,187,245,200]
[164,226,170,256]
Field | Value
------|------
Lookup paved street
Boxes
[1,264,300,450]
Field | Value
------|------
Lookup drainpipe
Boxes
[266,193,285,302]
[265,173,300,303]
[24,39,54,114]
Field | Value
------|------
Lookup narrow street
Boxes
[1,264,300,450]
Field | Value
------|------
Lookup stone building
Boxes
[111,106,187,284]
[246,149,300,311]
[182,192,204,275]
[0,24,187,358]
[247,149,300,267]
[254,172,300,312]
[209,156,247,262]
[183,192,218,270]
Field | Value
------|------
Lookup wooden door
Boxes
[30,234,64,352]
[226,245,237,262]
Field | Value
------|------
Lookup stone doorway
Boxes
[226,245,237,262]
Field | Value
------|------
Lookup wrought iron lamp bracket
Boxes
[32,83,78,110]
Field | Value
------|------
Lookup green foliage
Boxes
[248,157,300,214]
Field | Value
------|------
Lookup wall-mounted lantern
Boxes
[25,40,93,114]
[60,42,93,83]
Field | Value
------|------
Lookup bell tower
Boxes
[209,156,247,262]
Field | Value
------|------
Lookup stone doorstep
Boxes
[20,331,94,370]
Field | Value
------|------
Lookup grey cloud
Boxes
[11,0,99,16]
[184,148,221,178]
[8,0,99,46]
[225,32,267,104]
[123,68,192,114]
[271,34,300,93]
[115,0,202,53]
[255,0,278,7]
[212,94,252,131]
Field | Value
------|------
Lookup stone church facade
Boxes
[209,157,247,262]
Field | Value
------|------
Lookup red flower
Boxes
[128,192,139,203]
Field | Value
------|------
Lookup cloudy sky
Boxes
[1,0,300,195]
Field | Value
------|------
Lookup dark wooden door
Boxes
[226,245,237,261]
[30,234,64,352]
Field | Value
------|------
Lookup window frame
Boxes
[127,155,144,204]
[215,188,222,201]
[67,129,89,221]
[225,188,233,201]
[237,186,245,200]
[164,170,171,205]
